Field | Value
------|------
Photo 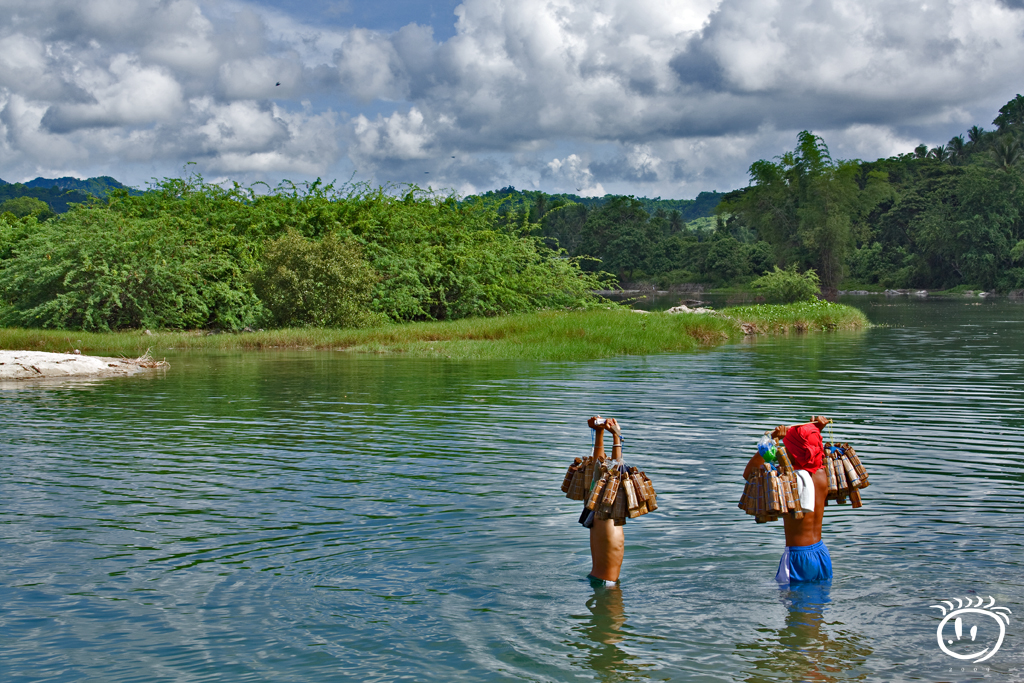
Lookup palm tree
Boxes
[929,145,950,163]
[991,137,1022,171]
[914,143,929,159]
[968,125,986,147]
[948,135,966,163]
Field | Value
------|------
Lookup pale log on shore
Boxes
[0,350,166,380]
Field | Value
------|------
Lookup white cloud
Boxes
[351,107,435,163]
[42,55,185,132]
[1,0,1023,193]
[546,154,604,196]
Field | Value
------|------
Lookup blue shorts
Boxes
[775,540,832,584]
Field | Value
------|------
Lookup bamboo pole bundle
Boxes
[600,469,621,506]
[845,445,870,487]
[561,458,580,493]
[611,476,628,520]
[741,428,870,524]
[568,465,587,500]
[586,469,609,511]
[562,419,660,528]
[640,471,658,511]
[765,466,781,513]
[825,455,839,497]
[623,476,639,510]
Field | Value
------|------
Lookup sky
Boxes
[1,0,1023,198]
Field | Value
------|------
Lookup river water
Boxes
[2,297,1023,682]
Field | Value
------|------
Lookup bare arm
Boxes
[588,416,606,460]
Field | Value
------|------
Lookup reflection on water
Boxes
[740,583,872,683]
[570,583,648,683]
[1,297,1023,681]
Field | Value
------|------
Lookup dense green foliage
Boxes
[469,188,749,286]
[751,266,821,303]
[251,230,381,328]
[722,96,1024,292]
[0,176,604,331]
[475,187,724,222]
[0,197,55,221]
[0,208,261,330]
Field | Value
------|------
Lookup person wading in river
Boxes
[586,416,625,586]
[744,415,833,583]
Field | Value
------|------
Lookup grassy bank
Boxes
[0,302,868,361]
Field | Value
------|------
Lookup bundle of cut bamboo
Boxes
[561,455,658,525]
[737,437,870,522]
[823,442,870,508]
[738,442,803,524]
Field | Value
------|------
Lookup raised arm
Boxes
[588,416,607,460]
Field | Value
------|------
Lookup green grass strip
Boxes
[0,302,869,361]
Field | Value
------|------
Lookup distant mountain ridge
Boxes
[0,174,142,214]
[22,175,139,198]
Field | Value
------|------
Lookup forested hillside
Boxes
[0,175,140,214]
[721,95,1024,293]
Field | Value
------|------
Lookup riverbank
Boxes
[0,302,868,362]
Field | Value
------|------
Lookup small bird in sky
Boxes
[275,82,281,86]
[451,155,455,158]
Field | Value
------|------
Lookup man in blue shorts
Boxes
[744,415,833,583]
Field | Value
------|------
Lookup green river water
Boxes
[2,296,1023,682]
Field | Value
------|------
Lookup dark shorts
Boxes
[587,574,619,589]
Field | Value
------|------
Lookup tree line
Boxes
[0,178,604,331]
[721,95,1024,294]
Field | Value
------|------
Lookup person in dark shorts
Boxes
[586,416,624,586]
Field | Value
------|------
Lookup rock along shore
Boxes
[0,350,155,380]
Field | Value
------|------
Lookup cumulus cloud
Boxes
[1,0,1023,194]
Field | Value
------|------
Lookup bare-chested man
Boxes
[744,415,833,584]
[585,416,624,586]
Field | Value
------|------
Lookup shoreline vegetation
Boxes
[0,303,868,362]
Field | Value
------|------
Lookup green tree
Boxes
[0,196,55,221]
[994,94,1024,132]
[720,132,873,293]
[251,230,381,328]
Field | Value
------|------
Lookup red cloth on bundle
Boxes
[783,423,825,474]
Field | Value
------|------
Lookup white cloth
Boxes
[775,547,791,584]
[794,470,815,513]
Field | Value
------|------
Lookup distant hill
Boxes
[473,187,725,221]
[554,191,726,221]
[0,175,142,214]
[22,175,140,198]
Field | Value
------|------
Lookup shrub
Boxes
[251,230,381,328]
[750,265,821,303]
[0,197,55,221]
[0,208,262,330]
